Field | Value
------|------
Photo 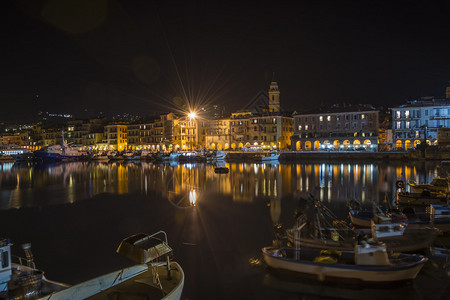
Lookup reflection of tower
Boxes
[270,196,281,225]
[446,81,450,99]
[268,79,280,113]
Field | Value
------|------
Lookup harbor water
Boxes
[0,160,449,299]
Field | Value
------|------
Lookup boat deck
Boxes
[86,263,183,300]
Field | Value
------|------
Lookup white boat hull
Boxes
[263,247,426,285]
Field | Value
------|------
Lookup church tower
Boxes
[268,79,280,113]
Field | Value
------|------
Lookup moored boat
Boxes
[34,132,85,162]
[402,204,450,233]
[206,150,226,161]
[397,190,448,206]
[286,197,437,253]
[39,231,184,300]
[0,239,69,299]
[408,177,449,194]
[253,150,280,162]
[262,238,428,285]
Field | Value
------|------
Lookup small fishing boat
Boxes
[253,150,280,162]
[40,231,184,300]
[262,235,428,285]
[408,177,449,194]
[206,150,226,162]
[286,197,437,253]
[397,190,448,206]
[0,239,69,299]
[348,204,408,228]
[402,204,450,233]
[90,151,110,161]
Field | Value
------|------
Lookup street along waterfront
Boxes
[0,161,448,299]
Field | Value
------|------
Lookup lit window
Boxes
[396,111,400,119]
[305,125,309,130]
[405,111,409,118]
[406,121,410,128]
[361,114,365,120]
[327,116,331,121]
[397,121,401,129]
[298,125,302,130]
[319,116,323,122]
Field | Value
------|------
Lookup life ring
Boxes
[395,180,405,189]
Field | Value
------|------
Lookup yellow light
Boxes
[188,112,196,119]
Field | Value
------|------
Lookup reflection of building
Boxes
[391,98,450,149]
[292,104,379,151]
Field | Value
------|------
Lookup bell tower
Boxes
[268,75,280,113]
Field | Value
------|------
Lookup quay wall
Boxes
[225,150,450,162]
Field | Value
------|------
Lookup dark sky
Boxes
[1,0,449,121]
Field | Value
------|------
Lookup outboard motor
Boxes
[8,243,44,299]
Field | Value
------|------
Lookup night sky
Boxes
[1,0,449,122]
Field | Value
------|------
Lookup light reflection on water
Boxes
[0,160,449,299]
[0,161,446,213]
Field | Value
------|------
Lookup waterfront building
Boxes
[204,118,231,150]
[173,115,197,150]
[103,124,128,151]
[41,127,61,147]
[126,124,141,150]
[229,81,293,150]
[391,98,450,149]
[82,132,104,149]
[139,122,155,150]
[0,133,22,145]
[67,120,86,145]
[292,104,379,151]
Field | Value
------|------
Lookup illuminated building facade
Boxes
[204,118,231,150]
[292,105,379,151]
[391,98,450,149]
[103,124,127,151]
[173,116,197,150]
[228,81,293,150]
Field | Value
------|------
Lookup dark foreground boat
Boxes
[40,231,184,300]
[262,239,428,286]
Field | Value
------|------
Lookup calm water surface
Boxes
[0,161,449,299]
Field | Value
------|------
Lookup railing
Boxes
[11,254,36,269]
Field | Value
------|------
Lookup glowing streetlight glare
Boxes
[188,112,196,119]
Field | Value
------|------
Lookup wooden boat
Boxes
[0,239,69,299]
[408,177,449,193]
[262,238,428,285]
[286,225,437,253]
[402,204,450,233]
[39,231,184,300]
[397,191,448,206]
[285,197,437,253]
[348,209,408,229]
